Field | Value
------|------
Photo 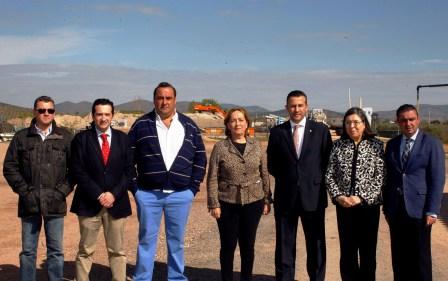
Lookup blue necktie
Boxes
[401,138,412,166]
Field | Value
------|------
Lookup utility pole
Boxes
[348,88,352,108]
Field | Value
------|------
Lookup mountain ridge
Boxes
[1,100,447,121]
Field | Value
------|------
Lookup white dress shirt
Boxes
[95,126,112,147]
[156,112,185,171]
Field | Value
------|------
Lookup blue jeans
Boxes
[133,189,194,281]
[20,216,64,281]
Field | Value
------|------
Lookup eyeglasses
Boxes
[345,120,363,127]
[36,108,55,114]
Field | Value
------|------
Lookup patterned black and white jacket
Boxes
[325,137,386,206]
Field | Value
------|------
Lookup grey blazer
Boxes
[206,138,271,208]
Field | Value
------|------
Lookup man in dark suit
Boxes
[267,90,332,281]
[384,104,445,281]
[70,98,133,281]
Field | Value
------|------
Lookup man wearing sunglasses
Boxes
[3,95,73,281]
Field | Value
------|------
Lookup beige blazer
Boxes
[206,138,271,208]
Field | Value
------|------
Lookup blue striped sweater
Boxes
[128,110,207,194]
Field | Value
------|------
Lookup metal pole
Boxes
[416,85,421,112]
[416,83,448,113]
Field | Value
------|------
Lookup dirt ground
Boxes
[0,140,447,281]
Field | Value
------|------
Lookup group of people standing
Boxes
[3,82,207,281]
[3,83,446,281]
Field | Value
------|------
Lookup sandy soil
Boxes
[0,141,447,281]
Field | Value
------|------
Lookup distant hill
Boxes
[2,100,448,121]
[377,104,448,121]
[270,108,287,117]
[269,108,344,119]
[116,99,152,113]
[0,102,32,120]
[220,103,270,114]
[176,101,192,113]
[54,100,195,115]
[324,109,344,119]
[56,101,92,115]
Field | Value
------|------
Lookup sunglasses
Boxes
[36,108,55,114]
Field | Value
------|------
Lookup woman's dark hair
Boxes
[341,107,376,139]
[224,107,250,137]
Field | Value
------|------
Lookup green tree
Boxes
[187,100,198,113]
[201,98,220,107]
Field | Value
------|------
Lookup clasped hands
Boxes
[98,192,115,208]
[336,195,362,208]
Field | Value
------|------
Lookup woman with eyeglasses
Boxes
[325,107,386,281]
[207,107,271,281]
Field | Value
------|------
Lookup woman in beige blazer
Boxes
[207,107,271,281]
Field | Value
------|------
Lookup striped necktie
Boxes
[401,138,412,166]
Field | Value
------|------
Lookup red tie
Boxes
[101,133,110,165]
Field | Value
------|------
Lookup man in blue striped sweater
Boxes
[129,82,207,281]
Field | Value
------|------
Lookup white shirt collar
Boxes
[156,111,178,127]
[403,128,419,142]
[95,126,112,137]
[35,123,53,140]
[290,117,306,129]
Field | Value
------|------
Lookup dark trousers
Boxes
[274,207,326,281]
[217,200,264,281]
[387,196,432,281]
[336,204,380,281]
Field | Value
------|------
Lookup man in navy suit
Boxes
[267,90,332,281]
[70,98,133,281]
[384,104,445,281]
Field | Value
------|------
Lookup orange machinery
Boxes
[193,104,226,119]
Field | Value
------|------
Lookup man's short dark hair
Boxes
[33,96,55,110]
[153,82,177,98]
[92,98,114,115]
[396,104,418,118]
[286,90,307,104]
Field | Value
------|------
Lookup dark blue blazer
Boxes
[70,125,133,219]
[128,110,207,194]
[267,119,333,213]
[384,131,445,219]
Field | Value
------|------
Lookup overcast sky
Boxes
[0,0,447,111]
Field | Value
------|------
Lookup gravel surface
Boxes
[0,141,447,281]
